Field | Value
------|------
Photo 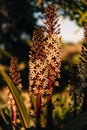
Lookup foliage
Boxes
[0,70,31,129]
[62,112,87,130]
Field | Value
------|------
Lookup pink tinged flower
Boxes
[12,104,17,124]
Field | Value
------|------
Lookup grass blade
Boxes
[0,70,30,128]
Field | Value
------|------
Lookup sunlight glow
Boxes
[37,16,84,44]
[60,17,84,43]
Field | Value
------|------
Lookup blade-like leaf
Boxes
[62,112,87,130]
[0,70,30,128]
[30,95,36,110]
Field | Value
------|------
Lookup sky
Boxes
[37,16,84,44]
[60,17,84,43]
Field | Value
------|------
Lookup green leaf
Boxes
[30,95,36,110]
[62,112,87,130]
[0,70,30,128]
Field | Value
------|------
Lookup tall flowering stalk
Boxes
[10,56,22,124]
[10,57,22,91]
[29,4,61,129]
[44,4,62,129]
[29,27,47,129]
[70,64,82,117]
[80,25,87,112]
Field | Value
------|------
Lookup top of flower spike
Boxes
[44,4,59,19]
[44,4,60,36]
[10,57,22,90]
[80,24,87,62]
[31,27,46,60]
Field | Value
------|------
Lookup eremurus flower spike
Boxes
[10,56,22,125]
[44,4,62,130]
[29,4,62,130]
[80,24,87,113]
[10,56,22,91]
[44,4,60,36]
[29,27,46,130]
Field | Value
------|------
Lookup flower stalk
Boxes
[10,56,22,125]
[29,27,46,129]
[70,64,82,117]
[80,25,87,113]
[29,4,61,129]
[10,56,22,91]
[44,4,61,129]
